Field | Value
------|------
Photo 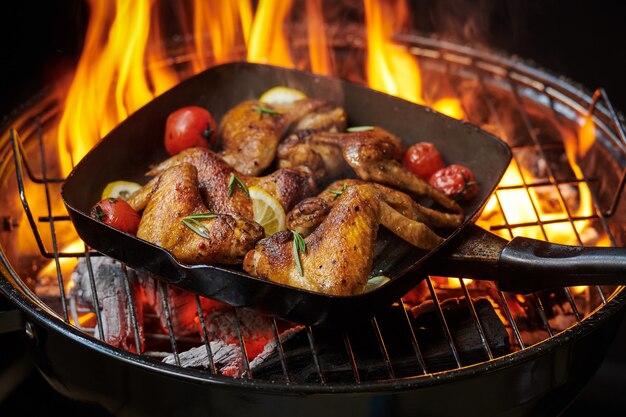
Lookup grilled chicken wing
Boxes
[277,127,462,214]
[131,147,316,219]
[135,163,263,264]
[220,99,346,176]
[287,179,463,236]
[243,183,445,295]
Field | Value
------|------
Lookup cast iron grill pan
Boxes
[61,62,509,326]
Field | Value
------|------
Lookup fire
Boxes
[247,0,294,66]
[39,239,85,287]
[190,0,252,71]
[55,0,468,176]
[431,97,466,121]
[50,1,600,300]
[578,115,596,159]
[306,0,333,75]
[364,0,424,104]
[57,0,162,176]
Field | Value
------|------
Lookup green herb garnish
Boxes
[91,205,106,221]
[347,126,374,132]
[228,173,249,197]
[202,126,214,139]
[291,230,307,277]
[181,212,217,238]
[327,183,348,201]
[253,105,282,118]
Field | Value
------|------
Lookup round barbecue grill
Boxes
[1,31,626,417]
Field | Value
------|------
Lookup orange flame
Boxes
[306,0,332,75]
[578,115,596,159]
[364,0,424,104]
[191,0,252,71]
[431,97,465,120]
[38,239,85,286]
[57,0,165,176]
[247,0,294,67]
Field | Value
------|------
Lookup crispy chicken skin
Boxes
[133,147,316,218]
[287,179,463,236]
[219,99,346,176]
[135,163,263,265]
[243,184,446,295]
[278,127,463,214]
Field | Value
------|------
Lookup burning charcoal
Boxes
[204,307,275,359]
[408,297,510,371]
[248,325,304,369]
[69,257,144,352]
[504,289,583,338]
[252,298,509,383]
[139,275,216,336]
[162,340,244,377]
[162,324,304,378]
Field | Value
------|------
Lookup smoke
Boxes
[408,0,527,48]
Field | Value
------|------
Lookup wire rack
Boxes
[2,35,626,385]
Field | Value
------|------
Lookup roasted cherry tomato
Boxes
[402,142,445,180]
[90,197,141,235]
[429,164,478,201]
[164,106,217,156]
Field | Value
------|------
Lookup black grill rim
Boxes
[1,260,625,394]
[1,33,626,394]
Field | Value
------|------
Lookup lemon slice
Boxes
[259,86,307,105]
[248,186,286,237]
[101,180,142,201]
[364,275,390,292]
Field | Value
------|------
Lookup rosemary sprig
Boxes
[90,205,106,221]
[346,126,374,132]
[183,212,218,220]
[181,212,217,238]
[327,183,348,201]
[228,173,249,197]
[253,105,282,118]
[291,230,307,277]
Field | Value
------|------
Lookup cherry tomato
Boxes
[402,142,445,180]
[164,106,217,156]
[429,164,478,201]
[90,197,141,235]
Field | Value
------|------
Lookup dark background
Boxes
[1,1,625,416]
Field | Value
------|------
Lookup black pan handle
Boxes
[428,224,626,293]
[497,237,626,293]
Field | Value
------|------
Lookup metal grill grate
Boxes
[3,35,626,386]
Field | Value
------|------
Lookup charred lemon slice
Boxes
[101,180,142,201]
[248,186,286,237]
[364,276,390,292]
[259,86,307,105]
